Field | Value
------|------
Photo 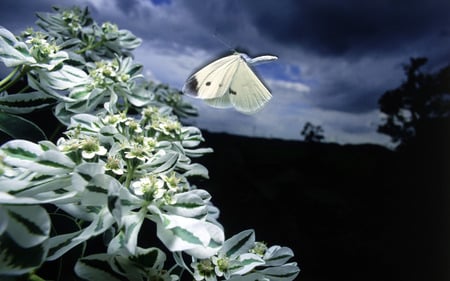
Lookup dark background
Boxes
[192,130,450,281]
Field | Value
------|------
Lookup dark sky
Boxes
[1,0,449,145]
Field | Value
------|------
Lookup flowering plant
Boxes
[0,7,299,281]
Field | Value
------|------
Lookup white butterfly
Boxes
[182,52,278,114]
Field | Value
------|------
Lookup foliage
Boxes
[300,122,324,143]
[0,6,299,281]
[378,57,450,148]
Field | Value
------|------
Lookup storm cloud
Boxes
[0,0,449,145]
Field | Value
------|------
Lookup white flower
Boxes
[191,259,217,281]
[131,175,165,200]
[105,156,124,175]
[80,137,107,159]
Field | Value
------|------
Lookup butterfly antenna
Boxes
[212,30,236,53]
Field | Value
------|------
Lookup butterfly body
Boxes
[182,52,277,114]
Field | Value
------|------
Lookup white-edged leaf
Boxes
[179,162,209,178]
[0,92,55,114]
[221,229,255,259]
[0,230,46,275]
[14,175,72,198]
[46,207,114,261]
[263,246,295,266]
[27,74,75,102]
[149,208,224,259]
[2,139,43,166]
[45,231,81,261]
[75,254,126,281]
[4,205,50,248]
[0,26,35,67]
[0,191,77,205]
[31,149,75,174]
[107,210,145,255]
[229,253,265,276]
[256,262,301,281]
[184,147,214,158]
[38,64,88,90]
[147,150,179,174]
[0,176,33,193]
[128,247,166,270]
[162,191,208,218]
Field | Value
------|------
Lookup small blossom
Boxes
[131,175,165,200]
[125,119,143,134]
[157,117,181,136]
[163,172,181,191]
[57,137,81,152]
[142,106,160,121]
[105,156,124,175]
[25,32,59,61]
[102,113,127,126]
[80,137,107,159]
[124,143,149,161]
[191,259,216,281]
[212,255,230,278]
[250,241,268,257]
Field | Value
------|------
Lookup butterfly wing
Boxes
[204,93,232,108]
[182,54,241,99]
[228,59,272,114]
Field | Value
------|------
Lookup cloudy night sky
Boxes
[1,0,449,146]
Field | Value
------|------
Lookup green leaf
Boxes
[0,91,55,114]
[0,112,47,142]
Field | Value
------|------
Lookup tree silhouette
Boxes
[378,57,450,148]
[301,122,325,143]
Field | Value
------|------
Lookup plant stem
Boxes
[49,123,64,142]
[28,273,46,281]
[0,66,27,93]
[124,159,135,188]
[0,66,20,89]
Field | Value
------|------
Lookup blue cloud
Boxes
[151,0,171,5]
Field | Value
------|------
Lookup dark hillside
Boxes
[193,131,450,281]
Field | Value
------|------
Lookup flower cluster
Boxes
[187,230,299,281]
[0,6,299,281]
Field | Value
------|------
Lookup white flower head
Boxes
[131,175,165,200]
[80,137,107,159]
